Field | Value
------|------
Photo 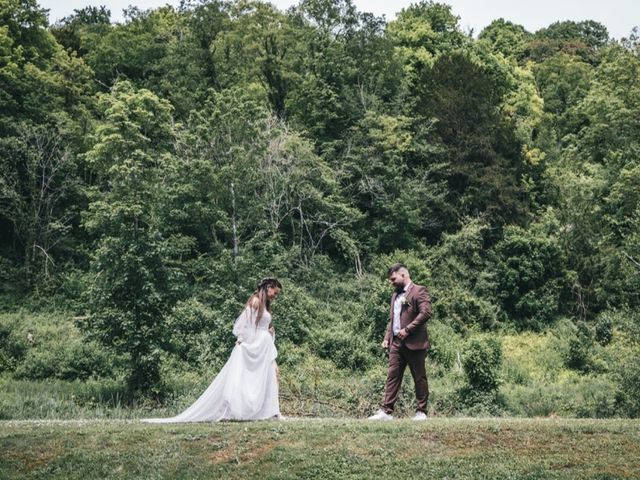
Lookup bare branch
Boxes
[623,251,640,271]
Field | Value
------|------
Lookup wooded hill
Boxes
[1,0,639,418]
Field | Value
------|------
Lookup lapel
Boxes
[402,283,414,307]
[392,283,413,314]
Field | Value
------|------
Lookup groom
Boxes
[369,263,432,421]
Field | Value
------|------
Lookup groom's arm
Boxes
[382,304,393,347]
[383,319,392,346]
[404,286,431,334]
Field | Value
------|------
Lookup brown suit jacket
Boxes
[384,283,432,350]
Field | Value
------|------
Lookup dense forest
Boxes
[1,0,639,418]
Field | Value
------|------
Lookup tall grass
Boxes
[2,311,638,420]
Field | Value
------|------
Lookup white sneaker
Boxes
[412,411,428,421]
[368,410,393,421]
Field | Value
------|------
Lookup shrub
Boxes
[310,322,375,371]
[616,351,640,417]
[269,283,312,345]
[564,322,594,372]
[356,274,394,344]
[485,226,567,330]
[594,314,613,346]
[165,297,235,371]
[14,341,115,381]
[503,373,619,417]
[432,286,501,331]
[459,336,503,409]
[463,337,503,391]
[427,320,463,370]
[0,322,27,373]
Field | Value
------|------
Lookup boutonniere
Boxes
[401,296,411,307]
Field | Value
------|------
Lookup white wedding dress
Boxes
[142,306,280,423]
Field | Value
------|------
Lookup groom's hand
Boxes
[381,339,389,349]
[396,328,409,340]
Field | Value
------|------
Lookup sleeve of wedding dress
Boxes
[232,306,256,343]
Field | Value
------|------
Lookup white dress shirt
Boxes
[392,282,412,336]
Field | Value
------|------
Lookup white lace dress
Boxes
[143,306,280,423]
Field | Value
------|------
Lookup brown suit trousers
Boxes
[382,338,429,413]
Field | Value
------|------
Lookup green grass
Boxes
[1,418,639,479]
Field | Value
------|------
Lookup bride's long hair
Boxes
[246,277,282,326]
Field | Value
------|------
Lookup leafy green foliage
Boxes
[486,226,567,330]
[81,81,184,395]
[0,0,639,417]
[414,51,528,229]
[459,336,503,412]
[616,351,640,417]
[0,321,26,373]
[478,19,530,60]
[528,20,609,63]
[462,337,503,393]
[564,322,595,372]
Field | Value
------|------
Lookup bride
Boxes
[143,277,283,423]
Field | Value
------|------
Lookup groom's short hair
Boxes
[388,263,409,277]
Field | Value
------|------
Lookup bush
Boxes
[0,256,27,301]
[270,283,312,345]
[279,354,385,417]
[486,226,567,330]
[355,273,395,344]
[459,336,503,411]
[0,322,27,373]
[463,337,503,392]
[165,297,236,371]
[1,312,118,382]
[432,286,502,331]
[427,320,463,370]
[503,374,619,417]
[564,322,595,372]
[616,351,640,417]
[14,340,115,381]
[310,322,375,371]
[594,314,613,346]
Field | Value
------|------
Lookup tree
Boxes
[533,53,593,136]
[286,0,400,145]
[527,20,609,64]
[478,19,530,61]
[548,45,640,314]
[81,81,182,395]
[413,51,527,229]
[0,0,94,288]
[486,225,567,329]
[0,126,80,285]
[256,116,362,265]
[208,1,292,118]
[342,111,449,251]
[387,0,466,68]
[50,6,111,56]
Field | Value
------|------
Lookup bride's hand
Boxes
[269,326,276,337]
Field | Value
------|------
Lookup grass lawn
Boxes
[1,417,639,479]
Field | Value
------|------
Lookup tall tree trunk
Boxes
[231,182,239,260]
